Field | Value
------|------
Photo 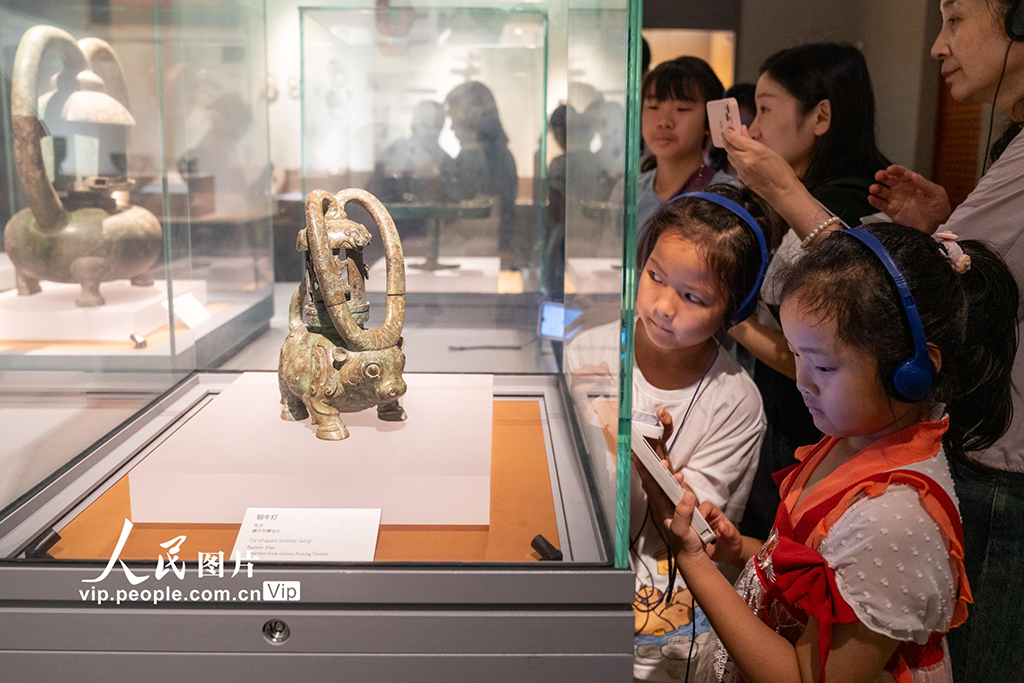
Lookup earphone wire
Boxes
[982,40,1013,176]
[685,590,698,682]
[666,333,726,454]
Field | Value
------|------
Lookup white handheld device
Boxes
[706,97,741,149]
[631,423,717,545]
[631,409,665,440]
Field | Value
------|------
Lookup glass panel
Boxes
[0,0,635,570]
[560,0,638,569]
[296,6,555,377]
[302,7,546,280]
[0,5,191,516]
[160,1,274,368]
[0,1,272,523]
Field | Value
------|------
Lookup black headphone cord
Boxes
[982,40,1014,176]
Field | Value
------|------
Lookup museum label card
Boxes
[161,292,212,329]
[231,507,381,562]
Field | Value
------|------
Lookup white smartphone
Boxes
[538,301,584,341]
[632,409,664,440]
[631,423,717,545]
[706,97,741,149]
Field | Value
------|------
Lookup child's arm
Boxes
[728,318,797,379]
[638,466,901,683]
[680,548,898,683]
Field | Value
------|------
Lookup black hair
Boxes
[445,81,509,147]
[642,37,652,75]
[640,56,725,172]
[726,83,757,121]
[760,42,890,189]
[988,0,1024,163]
[550,104,568,150]
[639,183,787,325]
[780,224,1020,460]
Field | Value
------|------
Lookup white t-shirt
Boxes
[565,320,765,682]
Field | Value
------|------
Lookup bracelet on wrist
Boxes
[801,216,843,249]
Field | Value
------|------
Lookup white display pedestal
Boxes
[565,258,621,295]
[0,279,208,342]
[0,280,208,342]
[0,254,14,292]
[129,372,494,525]
[368,256,501,294]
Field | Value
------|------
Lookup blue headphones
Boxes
[671,191,770,327]
[841,228,935,402]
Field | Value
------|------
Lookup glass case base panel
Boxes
[128,372,494,526]
[0,280,207,343]
[0,632,632,683]
[0,289,272,372]
[47,373,586,564]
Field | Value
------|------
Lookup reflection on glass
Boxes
[302,8,545,281]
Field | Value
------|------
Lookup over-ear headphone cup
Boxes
[1007,0,1024,41]
[892,360,934,403]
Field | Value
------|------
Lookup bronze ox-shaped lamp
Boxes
[278,188,408,440]
[3,25,162,307]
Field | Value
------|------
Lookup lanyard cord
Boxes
[665,335,725,455]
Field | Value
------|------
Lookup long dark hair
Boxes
[640,57,725,173]
[640,183,786,325]
[989,0,1024,162]
[445,81,509,148]
[760,42,890,189]
[780,225,1020,460]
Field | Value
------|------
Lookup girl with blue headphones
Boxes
[568,183,785,681]
[637,224,1018,683]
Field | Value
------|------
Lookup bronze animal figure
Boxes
[278,188,407,440]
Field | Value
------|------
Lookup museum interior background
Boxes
[0,0,999,678]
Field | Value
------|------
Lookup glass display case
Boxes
[0,0,641,679]
[0,0,273,373]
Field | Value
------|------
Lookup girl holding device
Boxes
[639,224,1017,683]
[566,183,785,681]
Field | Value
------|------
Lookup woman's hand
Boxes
[723,126,802,204]
[867,164,951,234]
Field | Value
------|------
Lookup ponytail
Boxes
[944,240,1019,458]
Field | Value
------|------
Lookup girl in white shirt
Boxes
[568,183,786,682]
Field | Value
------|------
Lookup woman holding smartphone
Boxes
[720,43,891,542]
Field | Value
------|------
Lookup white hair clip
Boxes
[934,232,971,274]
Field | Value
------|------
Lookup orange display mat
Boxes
[49,400,559,563]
